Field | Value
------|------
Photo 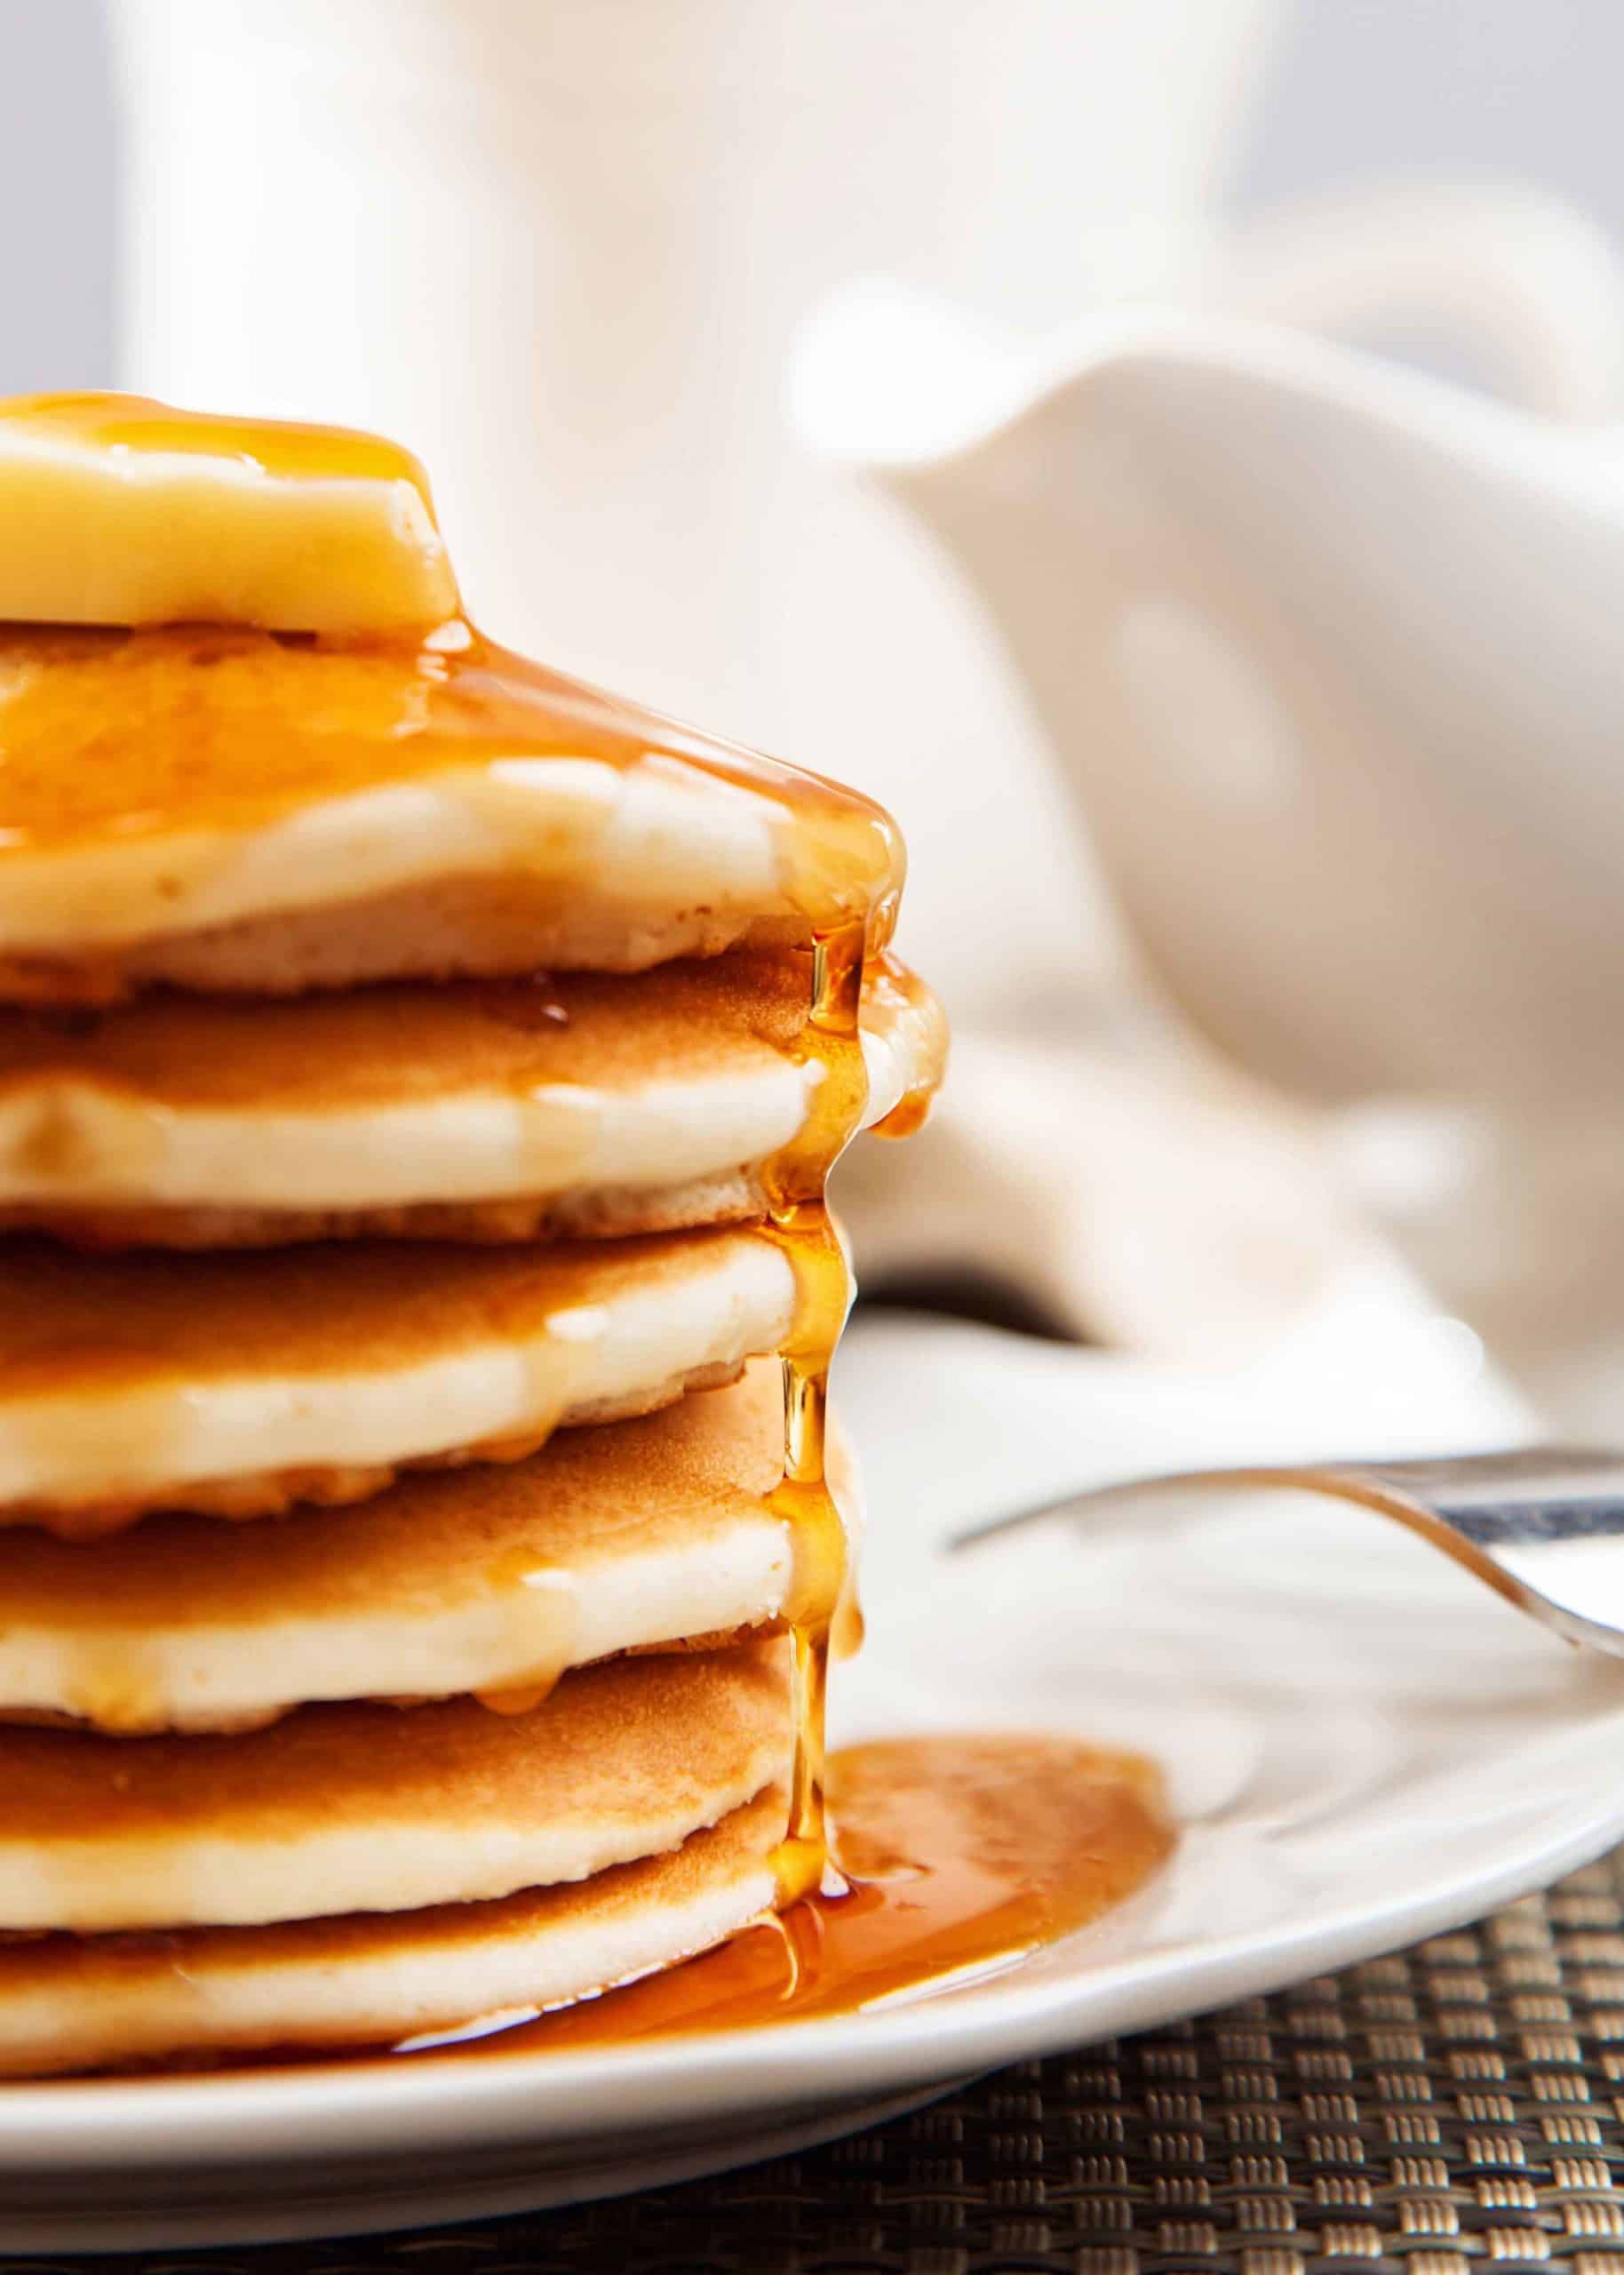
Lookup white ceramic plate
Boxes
[6,1313,1624,2252]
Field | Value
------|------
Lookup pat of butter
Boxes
[0,393,459,634]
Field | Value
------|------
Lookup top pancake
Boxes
[0,623,903,1002]
[0,951,945,1247]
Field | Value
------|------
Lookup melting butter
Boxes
[0,393,458,634]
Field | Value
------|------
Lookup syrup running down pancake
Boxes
[0,1227,804,1530]
[0,623,903,1003]
[0,952,943,1248]
[0,1365,859,1735]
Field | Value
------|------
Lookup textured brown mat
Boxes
[21,1849,1624,2273]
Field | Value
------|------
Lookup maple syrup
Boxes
[0,621,903,943]
[752,919,872,1901]
[855,955,941,1141]
[5,393,440,494]
[870,1087,934,1141]
[423,1734,1172,2056]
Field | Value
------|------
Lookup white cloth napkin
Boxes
[840,1009,1423,1359]
[837,994,1534,1491]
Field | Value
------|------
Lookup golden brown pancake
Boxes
[0,623,901,1002]
[0,1365,856,1734]
[0,1640,790,1933]
[0,1226,800,1532]
[0,952,944,1247]
[0,1785,787,2079]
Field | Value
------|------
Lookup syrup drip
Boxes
[427,1734,1173,2057]
[466,1551,580,1721]
[869,1088,933,1141]
[761,1201,853,1903]
[861,954,943,1142]
[64,1638,165,1737]
[757,921,871,1904]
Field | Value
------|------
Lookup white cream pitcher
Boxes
[800,208,1624,1418]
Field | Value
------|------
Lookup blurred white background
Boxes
[10,1,1624,399]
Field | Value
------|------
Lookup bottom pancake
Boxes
[0,1784,788,2079]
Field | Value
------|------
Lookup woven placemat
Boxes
[24,1848,1624,2275]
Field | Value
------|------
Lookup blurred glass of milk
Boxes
[112,0,1281,1021]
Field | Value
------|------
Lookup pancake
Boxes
[0,1784,785,2079]
[0,1640,790,1934]
[0,953,943,1248]
[0,1226,802,1533]
[0,1364,857,1735]
[0,624,901,1003]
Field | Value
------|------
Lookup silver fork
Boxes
[955,1449,1624,1656]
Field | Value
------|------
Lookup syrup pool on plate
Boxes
[416,1733,1174,2057]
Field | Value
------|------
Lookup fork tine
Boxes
[953,1448,1624,1658]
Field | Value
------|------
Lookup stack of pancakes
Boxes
[0,415,943,2077]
